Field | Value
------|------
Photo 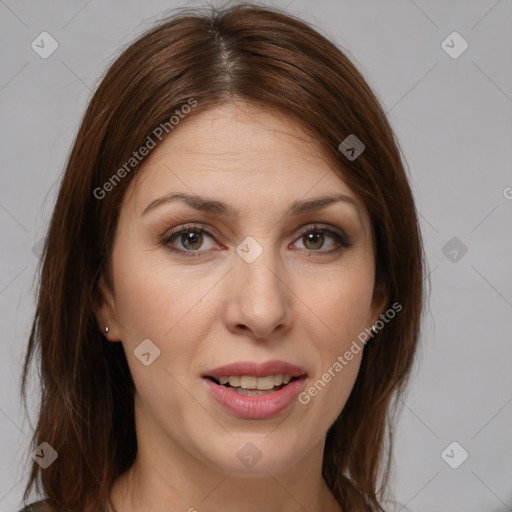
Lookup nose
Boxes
[222,243,293,340]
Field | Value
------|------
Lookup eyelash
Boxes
[160,223,352,258]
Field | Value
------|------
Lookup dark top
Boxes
[18,501,114,512]
[18,502,52,512]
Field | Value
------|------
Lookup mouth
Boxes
[206,374,301,396]
[201,360,308,419]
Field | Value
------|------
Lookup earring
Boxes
[105,326,109,335]
[370,324,378,335]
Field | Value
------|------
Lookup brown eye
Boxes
[178,230,204,250]
[293,225,350,254]
[162,225,218,256]
[302,231,325,250]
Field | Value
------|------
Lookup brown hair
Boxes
[21,3,425,511]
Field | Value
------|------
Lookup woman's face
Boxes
[95,101,385,477]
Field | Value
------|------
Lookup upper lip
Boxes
[203,360,308,379]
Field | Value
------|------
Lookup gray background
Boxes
[1,0,511,511]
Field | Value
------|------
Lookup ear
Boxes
[92,274,121,342]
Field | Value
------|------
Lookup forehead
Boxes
[124,101,364,219]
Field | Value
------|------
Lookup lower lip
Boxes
[202,377,307,419]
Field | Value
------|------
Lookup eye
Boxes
[162,224,219,257]
[291,224,351,255]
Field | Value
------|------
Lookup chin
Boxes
[193,432,314,476]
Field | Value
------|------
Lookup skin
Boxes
[93,101,386,512]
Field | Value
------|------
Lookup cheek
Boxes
[296,288,366,434]
[109,243,215,422]
[304,262,375,349]
[112,241,210,337]
[111,241,225,382]
[293,263,373,423]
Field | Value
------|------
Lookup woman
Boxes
[20,3,425,511]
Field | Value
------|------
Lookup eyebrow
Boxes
[141,191,360,218]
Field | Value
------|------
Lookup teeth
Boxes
[216,374,294,390]
[232,388,275,396]
[240,376,258,389]
[228,376,241,387]
[251,375,274,390]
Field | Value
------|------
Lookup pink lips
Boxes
[202,360,307,420]
[204,360,307,380]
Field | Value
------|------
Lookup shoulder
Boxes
[17,501,54,512]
